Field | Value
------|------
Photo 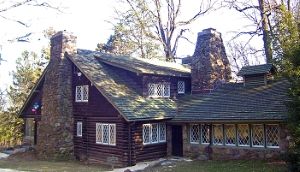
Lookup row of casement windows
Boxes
[76,122,116,146]
[77,122,166,146]
[190,124,280,148]
[75,81,185,102]
[143,123,166,145]
[148,81,185,98]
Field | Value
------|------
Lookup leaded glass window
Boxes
[96,123,116,146]
[75,85,89,102]
[77,122,82,137]
[213,124,223,145]
[252,124,264,147]
[201,124,210,144]
[159,123,166,142]
[143,123,166,145]
[177,81,185,94]
[148,83,170,98]
[238,124,250,146]
[190,124,200,144]
[225,124,235,145]
[266,124,279,148]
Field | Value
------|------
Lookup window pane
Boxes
[159,123,166,142]
[82,85,89,101]
[190,124,200,143]
[225,124,236,145]
[143,124,151,144]
[213,124,223,145]
[201,124,210,144]
[178,81,185,94]
[238,124,249,146]
[77,122,82,137]
[266,124,279,148]
[96,123,102,143]
[252,124,264,147]
[25,118,34,137]
[103,124,109,144]
[163,83,170,97]
[157,84,163,97]
[75,86,82,102]
[109,124,116,145]
[152,123,158,143]
[148,84,155,97]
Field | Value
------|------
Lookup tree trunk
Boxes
[258,0,273,63]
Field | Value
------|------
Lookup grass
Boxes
[0,159,109,172]
[144,159,287,172]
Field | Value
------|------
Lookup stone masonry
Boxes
[36,31,76,159]
[191,28,231,93]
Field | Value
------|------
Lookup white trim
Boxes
[190,124,200,144]
[143,123,166,145]
[76,121,82,137]
[266,124,280,149]
[75,85,89,102]
[148,83,170,98]
[177,81,185,94]
[95,123,116,146]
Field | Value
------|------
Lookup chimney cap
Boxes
[198,28,221,37]
[51,30,76,40]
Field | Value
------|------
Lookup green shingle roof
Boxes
[237,63,275,76]
[174,79,289,122]
[95,53,191,77]
[68,50,177,121]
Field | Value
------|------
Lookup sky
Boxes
[0,0,261,90]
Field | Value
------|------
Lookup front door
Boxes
[172,125,183,156]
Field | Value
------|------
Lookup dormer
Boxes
[237,64,276,87]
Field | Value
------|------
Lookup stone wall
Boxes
[182,124,289,160]
[191,28,231,93]
[36,31,76,159]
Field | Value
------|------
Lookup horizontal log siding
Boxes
[73,65,129,167]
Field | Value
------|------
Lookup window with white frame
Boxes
[237,124,250,146]
[77,122,82,137]
[252,124,264,147]
[225,124,236,145]
[96,123,116,146]
[75,85,89,102]
[201,124,210,144]
[177,81,185,94]
[266,124,279,148]
[143,123,166,145]
[148,83,170,98]
[190,124,200,144]
[213,124,223,145]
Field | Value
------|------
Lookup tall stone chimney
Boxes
[37,31,76,159]
[191,28,231,93]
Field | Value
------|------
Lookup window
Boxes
[148,83,170,98]
[96,123,116,146]
[177,81,185,94]
[201,124,210,144]
[266,124,279,148]
[190,124,200,144]
[143,123,166,145]
[25,118,34,137]
[252,124,264,147]
[75,85,89,102]
[225,124,236,146]
[237,124,250,146]
[213,124,223,145]
[77,122,82,137]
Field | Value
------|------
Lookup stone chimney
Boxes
[37,31,76,159]
[191,28,231,93]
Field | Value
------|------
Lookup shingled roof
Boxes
[68,50,177,121]
[237,63,276,76]
[96,53,191,77]
[174,79,289,122]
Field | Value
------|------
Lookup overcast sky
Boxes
[0,0,261,89]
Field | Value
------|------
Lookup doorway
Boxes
[171,125,183,156]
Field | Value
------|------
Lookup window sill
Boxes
[143,142,166,146]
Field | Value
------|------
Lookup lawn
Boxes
[144,159,287,172]
[0,159,109,172]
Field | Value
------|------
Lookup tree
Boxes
[225,0,300,63]
[99,0,214,61]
